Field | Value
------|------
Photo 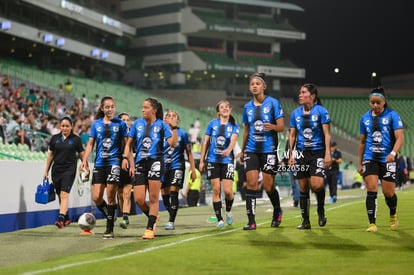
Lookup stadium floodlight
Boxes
[42,34,53,43]
[100,51,108,60]
[55,38,65,47]
[91,48,100,57]
[1,21,11,31]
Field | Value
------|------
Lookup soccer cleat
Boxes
[366,223,378,232]
[102,230,114,239]
[243,223,256,230]
[271,210,283,227]
[318,215,327,227]
[64,219,71,226]
[390,214,398,230]
[80,230,94,236]
[55,221,64,229]
[165,222,175,230]
[225,211,233,225]
[217,220,225,228]
[142,229,155,239]
[296,222,311,230]
[119,220,129,229]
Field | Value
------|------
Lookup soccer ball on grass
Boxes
[78,212,96,232]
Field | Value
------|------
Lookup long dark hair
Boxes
[216,100,236,125]
[144,98,164,120]
[302,83,322,105]
[59,116,73,133]
[95,96,115,119]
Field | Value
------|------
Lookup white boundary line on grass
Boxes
[22,199,363,275]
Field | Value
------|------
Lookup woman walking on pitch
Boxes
[359,87,404,232]
[122,98,178,239]
[44,116,86,228]
[81,96,128,239]
[161,110,196,230]
[117,112,134,229]
[200,100,239,228]
[288,83,331,230]
[241,72,284,230]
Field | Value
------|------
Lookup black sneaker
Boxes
[318,215,327,227]
[296,222,311,230]
[271,210,283,227]
[102,230,114,239]
[243,223,257,230]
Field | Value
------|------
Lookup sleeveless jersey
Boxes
[242,96,284,153]
[290,104,330,151]
[360,107,403,163]
[205,118,239,164]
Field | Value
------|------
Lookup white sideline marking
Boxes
[21,199,363,275]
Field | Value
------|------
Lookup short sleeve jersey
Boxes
[129,118,172,162]
[164,127,190,170]
[360,108,403,163]
[89,117,128,167]
[290,104,330,151]
[49,132,84,171]
[242,96,284,153]
[205,118,239,164]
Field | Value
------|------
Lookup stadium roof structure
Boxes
[210,0,304,12]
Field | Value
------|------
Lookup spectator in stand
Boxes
[64,79,73,96]
[14,128,31,150]
[81,94,89,111]
[6,114,21,143]
[1,74,11,95]
[13,83,26,100]
[194,117,201,129]
[57,84,65,102]
[26,89,37,106]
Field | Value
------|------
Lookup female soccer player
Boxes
[359,87,404,232]
[117,112,134,229]
[122,98,178,239]
[81,96,128,239]
[241,73,284,230]
[161,110,196,230]
[44,116,86,228]
[288,83,331,230]
[199,100,239,228]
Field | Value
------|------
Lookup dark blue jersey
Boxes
[360,107,403,163]
[205,118,239,164]
[129,118,172,162]
[290,104,330,151]
[89,118,128,167]
[242,96,284,153]
[164,127,189,170]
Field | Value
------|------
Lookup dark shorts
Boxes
[133,158,164,186]
[162,169,185,189]
[294,150,325,179]
[119,169,133,188]
[362,160,396,182]
[206,162,234,180]
[52,169,75,194]
[92,165,121,185]
[243,152,277,175]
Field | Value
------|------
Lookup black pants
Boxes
[187,190,200,207]
[325,170,339,197]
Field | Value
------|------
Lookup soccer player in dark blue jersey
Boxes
[161,110,197,230]
[288,83,331,230]
[359,87,404,232]
[81,96,128,239]
[122,98,178,239]
[200,100,239,228]
[241,73,284,230]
